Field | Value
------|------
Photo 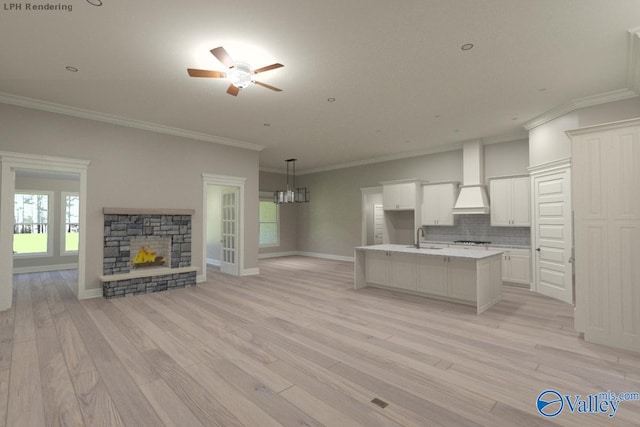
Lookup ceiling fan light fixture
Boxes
[228,62,252,89]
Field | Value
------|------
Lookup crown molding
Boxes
[628,26,640,93]
[523,88,638,131]
[0,92,264,152]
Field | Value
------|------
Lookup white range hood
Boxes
[452,140,490,215]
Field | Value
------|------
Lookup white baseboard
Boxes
[259,251,354,262]
[241,268,260,276]
[296,251,354,262]
[79,288,103,300]
[259,251,298,259]
[13,263,79,274]
[206,258,221,266]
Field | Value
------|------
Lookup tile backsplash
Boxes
[424,214,530,247]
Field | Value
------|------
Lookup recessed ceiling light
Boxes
[539,88,547,92]
[263,123,271,127]
[461,43,474,51]
[512,117,518,121]
[327,97,336,102]
[65,66,78,72]
[434,114,441,118]
[454,129,460,132]
[86,0,102,6]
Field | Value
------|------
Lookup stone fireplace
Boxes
[99,208,198,298]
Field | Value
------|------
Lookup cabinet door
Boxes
[436,184,457,226]
[416,255,447,296]
[511,177,531,226]
[490,179,511,226]
[389,253,417,290]
[365,251,388,286]
[447,258,477,302]
[420,185,439,225]
[508,252,531,285]
[396,182,416,209]
[382,185,398,210]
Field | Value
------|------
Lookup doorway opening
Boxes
[202,173,245,280]
[0,152,90,311]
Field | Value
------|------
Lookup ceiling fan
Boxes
[187,46,284,96]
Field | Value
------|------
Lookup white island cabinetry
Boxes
[355,244,503,314]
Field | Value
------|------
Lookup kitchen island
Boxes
[354,244,503,314]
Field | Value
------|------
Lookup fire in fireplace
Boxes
[130,236,171,269]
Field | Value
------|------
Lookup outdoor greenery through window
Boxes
[14,192,50,255]
[259,200,279,247]
[63,192,80,253]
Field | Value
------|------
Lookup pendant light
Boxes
[273,159,309,204]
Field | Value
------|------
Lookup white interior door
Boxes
[373,204,384,244]
[532,166,573,304]
[220,188,238,275]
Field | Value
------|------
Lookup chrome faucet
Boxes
[416,227,425,249]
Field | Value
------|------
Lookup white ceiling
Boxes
[1,0,639,172]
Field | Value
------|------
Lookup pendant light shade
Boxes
[273,159,309,204]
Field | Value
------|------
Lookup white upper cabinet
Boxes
[421,182,459,226]
[382,180,420,210]
[490,176,530,226]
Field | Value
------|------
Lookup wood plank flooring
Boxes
[2,256,640,426]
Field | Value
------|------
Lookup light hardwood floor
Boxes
[2,256,639,426]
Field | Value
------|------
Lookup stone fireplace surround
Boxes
[100,208,198,298]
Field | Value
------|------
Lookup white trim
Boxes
[197,274,206,283]
[564,117,640,136]
[206,258,221,266]
[0,92,265,152]
[528,158,572,175]
[296,251,354,262]
[202,173,246,282]
[60,191,80,256]
[0,151,89,311]
[241,268,260,276]
[78,288,103,300]
[628,27,640,93]
[523,89,639,131]
[13,263,78,274]
[259,251,298,259]
[360,186,383,246]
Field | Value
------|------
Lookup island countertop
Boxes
[355,244,503,260]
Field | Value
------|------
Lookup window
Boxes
[62,192,80,254]
[13,192,51,255]
[259,199,279,247]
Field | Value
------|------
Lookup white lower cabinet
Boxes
[417,255,448,296]
[389,252,417,291]
[489,247,531,285]
[365,251,417,290]
[417,255,475,302]
[365,251,389,286]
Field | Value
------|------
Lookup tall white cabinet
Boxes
[568,118,640,353]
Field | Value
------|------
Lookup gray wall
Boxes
[285,140,528,258]
[0,103,260,292]
[13,173,80,271]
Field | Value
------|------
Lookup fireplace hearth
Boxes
[100,208,198,298]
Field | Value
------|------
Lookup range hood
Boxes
[452,140,490,215]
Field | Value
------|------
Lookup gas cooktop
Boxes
[453,240,491,245]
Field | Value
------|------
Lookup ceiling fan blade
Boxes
[254,63,284,74]
[187,68,227,78]
[211,46,235,68]
[226,84,240,96]
[253,80,283,92]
